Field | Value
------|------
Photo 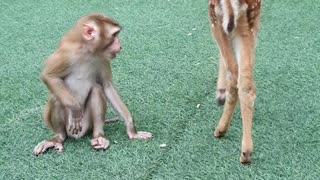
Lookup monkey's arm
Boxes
[41,54,81,110]
[103,81,138,137]
[100,62,152,139]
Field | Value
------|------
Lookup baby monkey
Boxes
[33,13,152,155]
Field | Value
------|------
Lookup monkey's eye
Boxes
[112,31,120,37]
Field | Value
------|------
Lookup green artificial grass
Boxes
[1,0,320,179]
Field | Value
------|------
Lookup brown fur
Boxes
[208,0,262,163]
[33,13,151,156]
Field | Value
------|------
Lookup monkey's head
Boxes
[79,14,122,59]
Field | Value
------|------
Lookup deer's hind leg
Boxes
[216,54,228,106]
[211,19,239,138]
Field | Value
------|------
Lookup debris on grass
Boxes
[159,143,167,148]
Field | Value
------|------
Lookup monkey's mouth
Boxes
[109,50,121,59]
[110,53,116,59]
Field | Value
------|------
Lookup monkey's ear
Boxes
[82,24,96,40]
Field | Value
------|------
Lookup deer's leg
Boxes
[216,54,227,106]
[234,33,256,164]
[211,21,239,138]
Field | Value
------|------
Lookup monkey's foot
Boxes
[91,137,110,150]
[128,131,152,139]
[33,140,64,156]
[240,151,252,164]
[216,89,226,106]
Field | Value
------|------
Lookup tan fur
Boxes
[33,14,152,156]
[209,0,261,163]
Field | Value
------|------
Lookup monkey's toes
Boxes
[33,141,64,156]
[240,151,252,164]
[216,89,226,106]
[213,128,226,138]
[128,131,153,139]
[91,137,110,150]
[33,141,47,156]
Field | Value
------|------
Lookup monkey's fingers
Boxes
[79,121,82,132]
[67,113,74,132]
[68,122,76,133]
[79,117,83,131]
[75,117,82,133]
[68,116,82,134]
[128,131,153,139]
[72,128,78,135]
[72,110,83,133]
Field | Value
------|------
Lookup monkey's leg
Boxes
[33,100,67,156]
[88,85,110,150]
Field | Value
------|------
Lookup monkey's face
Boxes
[100,28,122,59]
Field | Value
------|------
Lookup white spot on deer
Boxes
[219,0,247,34]
[232,36,241,64]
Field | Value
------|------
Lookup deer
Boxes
[208,0,262,163]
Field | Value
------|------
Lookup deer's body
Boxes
[208,0,261,163]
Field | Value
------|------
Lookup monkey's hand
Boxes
[128,131,152,139]
[66,104,84,135]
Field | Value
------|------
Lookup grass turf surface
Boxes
[1,0,320,179]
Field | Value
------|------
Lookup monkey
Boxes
[33,13,152,156]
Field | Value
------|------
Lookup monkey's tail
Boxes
[105,117,119,123]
